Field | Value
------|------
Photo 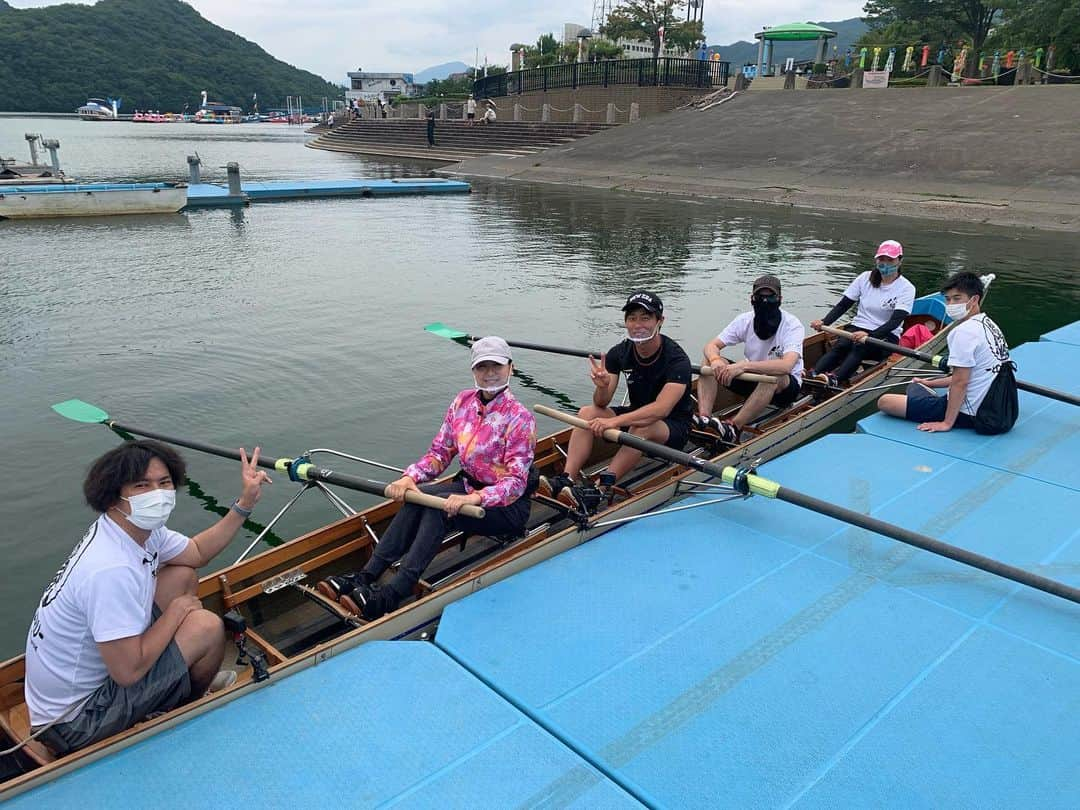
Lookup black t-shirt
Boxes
[605,335,693,423]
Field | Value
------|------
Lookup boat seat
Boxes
[0,682,56,766]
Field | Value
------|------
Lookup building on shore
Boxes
[345,71,416,104]
[563,22,691,59]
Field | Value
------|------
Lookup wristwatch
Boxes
[231,499,253,518]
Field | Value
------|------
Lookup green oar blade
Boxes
[52,399,110,424]
[424,322,470,341]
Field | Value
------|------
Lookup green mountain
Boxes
[0,0,343,112]
[708,18,869,66]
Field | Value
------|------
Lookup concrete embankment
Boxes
[448,86,1080,232]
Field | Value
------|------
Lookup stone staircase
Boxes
[306,119,615,163]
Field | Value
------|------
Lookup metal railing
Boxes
[474,57,730,98]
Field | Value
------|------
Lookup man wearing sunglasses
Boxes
[694,275,805,445]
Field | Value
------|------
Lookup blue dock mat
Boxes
[8,642,639,808]
[186,178,470,207]
[857,340,1080,491]
[1042,321,1080,347]
[435,429,1080,807]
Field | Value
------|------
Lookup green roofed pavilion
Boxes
[754,22,838,76]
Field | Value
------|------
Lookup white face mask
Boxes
[119,489,176,530]
[945,301,971,320]
[627,325,659,344]
[473,365,510,395]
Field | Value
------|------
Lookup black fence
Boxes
[473,58,731,99]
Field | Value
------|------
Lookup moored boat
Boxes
[0,182,187,219]
[76,98,119,121]
[0,284,975,794]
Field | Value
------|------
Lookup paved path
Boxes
[449,86,1080,232]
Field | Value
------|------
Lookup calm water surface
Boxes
[2,118,1078,655]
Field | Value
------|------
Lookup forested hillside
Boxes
[0,0,343,112]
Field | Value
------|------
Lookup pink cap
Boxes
[875,240,903,259]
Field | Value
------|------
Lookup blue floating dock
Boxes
[857,340,1080,491]
[185,178,471,208]
[1042,320,1080,348]
[7,642,639,808]
[435,330,1080,807]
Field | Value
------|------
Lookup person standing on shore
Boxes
[809,240,916,386]
[426,110,436,147]
[466,94,477,125]
[694,275,805,445]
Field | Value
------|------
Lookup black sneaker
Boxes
[537,473,573,500]
[567,482,605,515]
[340,582,397,620]
[316,571,373,603]
[715,420,741,445]
[691,413,711,429]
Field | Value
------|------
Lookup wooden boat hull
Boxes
[0,184,186,219]
[0,292,964,796]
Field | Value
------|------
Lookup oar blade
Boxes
[52,399,110,424]
[424,322,471,343]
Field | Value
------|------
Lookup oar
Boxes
[51,399,485,519]
[817,323,1080,407]
[535,404,1080,606]
[425,322,778,384]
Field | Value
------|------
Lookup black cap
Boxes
[752,274,782,295]
[622,290,664,316]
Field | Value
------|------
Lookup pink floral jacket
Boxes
[405,388,536,508]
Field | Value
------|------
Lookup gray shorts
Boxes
[36,607,191,756]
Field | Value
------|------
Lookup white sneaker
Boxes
[208,670,238,693]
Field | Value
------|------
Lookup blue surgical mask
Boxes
[876,262,898,277]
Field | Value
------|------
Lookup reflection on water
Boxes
[1,117,1078,655]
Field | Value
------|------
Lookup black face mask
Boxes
[752,296,782,340]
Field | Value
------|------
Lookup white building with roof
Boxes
[562,22,691,59]
[345,71,416,103]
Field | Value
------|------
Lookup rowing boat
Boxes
[0,281,980,796]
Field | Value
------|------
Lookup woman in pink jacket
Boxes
[318,336,536,619]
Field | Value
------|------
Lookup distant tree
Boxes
[590,40,626,60]
[861,1,1002,56]
[602,1,703,58]
[987,0,1080,71]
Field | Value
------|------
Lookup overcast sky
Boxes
[12,1,867,80]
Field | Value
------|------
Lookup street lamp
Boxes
[577,28,593,63]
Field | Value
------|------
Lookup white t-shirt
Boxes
[844,272,917,336]
[466,98,477,114]
[718,309,805,378]
[25,515,190,726]
[946,313,1011,416]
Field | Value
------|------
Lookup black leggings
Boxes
[813,325,898,381]
[361,479,529,600]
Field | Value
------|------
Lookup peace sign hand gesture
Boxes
[238,447,272,509]
[588,354,610,388]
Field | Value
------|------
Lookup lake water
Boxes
[2,117,1078,656]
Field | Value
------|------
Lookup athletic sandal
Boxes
[208,670,238,693]
[316,572,370,603]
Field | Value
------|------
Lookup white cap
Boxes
[470,336,512,368]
